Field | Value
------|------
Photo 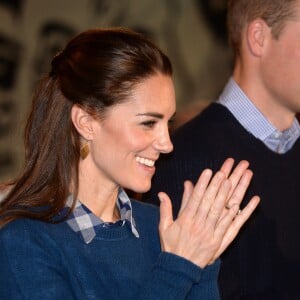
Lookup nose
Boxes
[153,126,174,154]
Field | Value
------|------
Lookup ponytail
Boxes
[0,76,79,226]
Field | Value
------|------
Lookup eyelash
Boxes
[141,119,174,129]
[141,120,156,128]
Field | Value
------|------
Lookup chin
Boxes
[123,177,152,194]
[129,182,151,194]
[133,187,150,194]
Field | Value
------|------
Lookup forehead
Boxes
[110,74,176,115]
[132,73,174,100]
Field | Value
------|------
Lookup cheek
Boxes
[119,130,152,153]
[272,40,300,74]
[262,48,286,83]
[95,132,151,167]
[97,122,154,160]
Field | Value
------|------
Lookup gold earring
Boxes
[80,143,89,160]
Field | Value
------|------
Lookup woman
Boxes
[0,28,259,299]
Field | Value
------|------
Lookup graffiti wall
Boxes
[0,0,231,179]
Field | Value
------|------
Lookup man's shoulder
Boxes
[174,103,233,136]
[171,103,237,148]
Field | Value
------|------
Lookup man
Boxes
[144,0,300,298]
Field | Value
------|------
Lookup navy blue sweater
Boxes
[145,103,300,299]
[0,199,220,299]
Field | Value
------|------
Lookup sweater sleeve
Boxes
[0,221,78,300]
[137,252,220,300]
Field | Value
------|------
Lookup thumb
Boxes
[158,192,174,232]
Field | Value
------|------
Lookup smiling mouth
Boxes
[136,156,155,167]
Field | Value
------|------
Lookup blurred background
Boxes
[0,0,232,180]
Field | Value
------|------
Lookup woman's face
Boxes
[89,73,176,193]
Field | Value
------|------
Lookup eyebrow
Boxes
[136,112,176,119]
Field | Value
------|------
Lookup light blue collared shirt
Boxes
[217,78,300,154]
[65,188,139,244]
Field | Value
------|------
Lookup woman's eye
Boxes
[141,120,156,128]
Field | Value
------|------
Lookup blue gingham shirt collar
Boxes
[65,188,139,244]
[217,78,300,153]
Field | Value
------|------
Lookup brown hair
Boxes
[227,0,297,56]
[0,28,172,227]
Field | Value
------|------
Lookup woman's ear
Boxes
[246,18,270,57]
[71,104,94,140]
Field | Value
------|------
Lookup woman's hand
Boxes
[158,158,260,268]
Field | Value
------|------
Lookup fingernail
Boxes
[157,194,163,202]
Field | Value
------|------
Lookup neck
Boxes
[74,158,120,222]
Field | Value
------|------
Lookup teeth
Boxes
[136,156,155,167]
